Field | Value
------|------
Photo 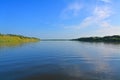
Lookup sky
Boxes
[0,0,120,39]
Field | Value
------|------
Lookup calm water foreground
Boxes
[0,41,120,80]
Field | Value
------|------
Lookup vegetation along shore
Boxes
[72,35,120,43]
[0,33,40,43]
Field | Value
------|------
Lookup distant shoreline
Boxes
[40,39,71,41]
[71,35,120,43]
[1,34,120,43]
[0,34,40,43]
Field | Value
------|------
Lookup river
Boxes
[0,41,120,80]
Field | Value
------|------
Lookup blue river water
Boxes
[0,41,120,80]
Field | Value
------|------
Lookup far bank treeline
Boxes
[72,35,120,42]
[0,33,40,43]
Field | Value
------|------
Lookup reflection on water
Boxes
[0,42,23,48]
[0,42,38,48]
[0,41,120,80]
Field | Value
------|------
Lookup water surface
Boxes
[0,41,120,80]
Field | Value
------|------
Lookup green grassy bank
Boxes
[0,34,40,43]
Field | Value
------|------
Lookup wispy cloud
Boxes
[64,0,120,36]
[94,6,111,19]
[80,5,112,28]
[61,1,82,19]
[64,4,112,30]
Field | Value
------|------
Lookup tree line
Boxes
[72,35,120,42]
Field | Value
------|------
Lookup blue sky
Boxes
[0,0,120,39]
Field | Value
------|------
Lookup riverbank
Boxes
[0,34,40,43]
[72,35,120,43]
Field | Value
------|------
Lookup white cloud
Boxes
[80,5,112,28]
[61,1,82,19]
[63,0,120,36]
[94,6,111,19]
[65,5,112,30]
